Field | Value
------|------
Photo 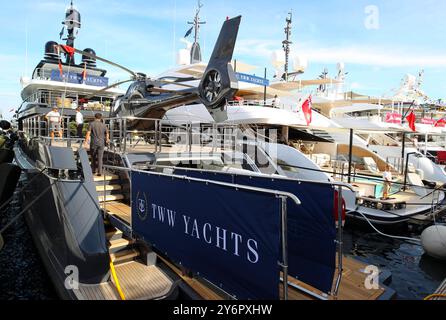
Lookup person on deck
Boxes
[271,95,280,108]
[75,107,84,138]
[84,113,109,177]
[383,165,392,200]
[45,107,62,140]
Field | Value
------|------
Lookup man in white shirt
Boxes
[383,165,392,199]
[75,107,84,138]
[271,95,280,108]
[45,107,62,140]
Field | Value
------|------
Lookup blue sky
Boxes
[1,0,446,119]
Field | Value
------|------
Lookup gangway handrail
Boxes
[138,163,357,192]
[103,164,301,300]
[103,165,302,206]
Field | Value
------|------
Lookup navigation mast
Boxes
[61,0,81,64]
[188,0,206,64]
[282,11,292,81]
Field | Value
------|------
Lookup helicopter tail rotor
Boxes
[198,16,241,122]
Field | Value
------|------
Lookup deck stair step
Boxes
[99,194,125,203]
[108,238,135,254]
[110,248,140,265]
[96,184,122,192]
[94,174,120,182]
[106,229,123,241]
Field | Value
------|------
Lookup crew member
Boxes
[383,165,392,200]
[75,107,84,138]
[84,113,109,177]
[45,107,62,140]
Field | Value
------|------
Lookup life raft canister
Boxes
[333,190,346,227]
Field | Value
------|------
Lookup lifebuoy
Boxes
[333,190,346,228]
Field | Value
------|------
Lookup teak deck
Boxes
[74,261,173,300]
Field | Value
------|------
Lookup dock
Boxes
[428,278,446,300]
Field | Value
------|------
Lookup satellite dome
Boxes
[44,41,60,60]
[82,48,96,67]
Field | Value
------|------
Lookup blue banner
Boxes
[236,72,270,86]
[131,171,282,299]
[50,70,109,87]
[173,169,337,294]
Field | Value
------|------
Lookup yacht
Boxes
[161,14,446,227]
[7,1,399,301]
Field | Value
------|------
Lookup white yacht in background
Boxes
[155,11,446,226]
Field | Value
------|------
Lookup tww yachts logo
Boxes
[136,192,148,221]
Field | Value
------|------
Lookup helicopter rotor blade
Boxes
[61,46,139,79]
[84,79,134,100]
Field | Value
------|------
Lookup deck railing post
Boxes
[103,172,107,213]
[280,195,289,300]
[159,121,163,153]
[154,120,159,153]
[333,185,344,299]
[123,119,127,153]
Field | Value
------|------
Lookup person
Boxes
[271,95,280,108]
[84,113,109,177]
[412,136,419,150]
[383,165,392,200]
[75,107,84,138]
[45,107,62,139]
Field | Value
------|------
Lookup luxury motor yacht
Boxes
[7,1,398,301]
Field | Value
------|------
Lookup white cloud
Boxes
[235,39,446,68]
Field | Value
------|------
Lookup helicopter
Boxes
[57,16,242,130]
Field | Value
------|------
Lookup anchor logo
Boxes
[136,192,148,221]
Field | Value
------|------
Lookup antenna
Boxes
[62,0,81,63]
[188,0,206,44]
[282,10,292,82]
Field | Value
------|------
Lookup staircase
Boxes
[94,173,125,203]
[310,129,335,143]
[94,171,139,265]
[106,226,139,265]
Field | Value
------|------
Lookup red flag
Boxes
[60,45,76,57]
[82,63,87,82]
[58,59,64,77]
[406,111,416,132]
[435,118,446,128]
[302,95,313,125]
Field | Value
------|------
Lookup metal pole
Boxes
[333,185,343,298]
[103,171,107,213]
[348,128,353,184]
[280,196,289,300]
[403,152,414,191]
[263,67,267,105]
[401,133,406,175]
[154,120,159,153]
[123,119,127,153]
[159,121,163,153]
